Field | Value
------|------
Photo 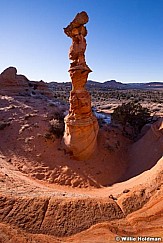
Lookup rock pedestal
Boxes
[63,11,99,160]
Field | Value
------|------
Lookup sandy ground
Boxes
[0,95,130,188]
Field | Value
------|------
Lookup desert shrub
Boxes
[112,101,151,138]
[49,118,64,138]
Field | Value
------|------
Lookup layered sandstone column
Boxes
[63,11,99,160]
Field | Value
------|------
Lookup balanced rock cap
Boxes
[64,11,89,37]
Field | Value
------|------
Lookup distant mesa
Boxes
[86,80,128,90]
[86,79,163,90]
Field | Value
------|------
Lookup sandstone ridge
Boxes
[0,67,53,98]
[0,67,29,95]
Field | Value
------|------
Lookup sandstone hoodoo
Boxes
[63,11,99,160]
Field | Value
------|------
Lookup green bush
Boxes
[112,101,151,138]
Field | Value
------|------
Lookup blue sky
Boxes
[0,0,162,83]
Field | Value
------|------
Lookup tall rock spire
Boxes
[63,11,99,160]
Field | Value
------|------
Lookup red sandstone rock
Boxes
[0,67,29,95]
[1,67,17,82]
[0,67,53,98]
[63,12,99,160]
[29,80,54,98]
